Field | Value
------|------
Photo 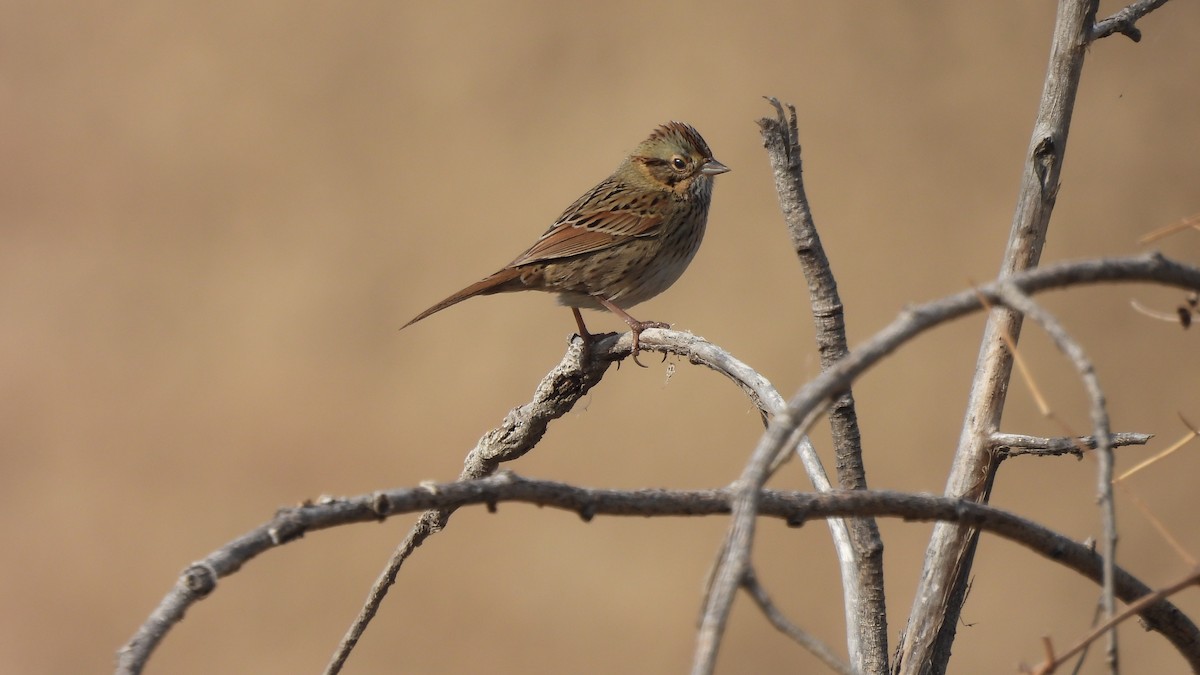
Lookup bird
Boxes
[401,121,728,366]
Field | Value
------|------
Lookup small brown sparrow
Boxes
[402,122,728,365]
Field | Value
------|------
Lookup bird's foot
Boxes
[628,321,670,368]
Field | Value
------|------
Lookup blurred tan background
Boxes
[4,2,1199,673]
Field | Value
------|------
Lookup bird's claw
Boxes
[628,321,670,368]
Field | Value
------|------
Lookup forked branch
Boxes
[693,254,1200,675]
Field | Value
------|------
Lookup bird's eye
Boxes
[671,156,688,171]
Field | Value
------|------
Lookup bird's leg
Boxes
[593,296,668,368]
[571,307,625,369]
[571,307,595,356]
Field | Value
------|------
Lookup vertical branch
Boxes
[758,99,888,673]
[895,1,1098,673]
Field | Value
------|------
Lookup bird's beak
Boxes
[700,159,730,176]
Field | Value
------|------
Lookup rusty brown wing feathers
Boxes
[400,176,664,330]
[510,176,666,264]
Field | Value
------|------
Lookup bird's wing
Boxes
[509,181,665,266]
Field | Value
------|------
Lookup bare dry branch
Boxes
[117,473,1200,675]
[992,432,1152,459]
[318,326,833,673]
[1091,0,1172,42]
[695,252,1200,675]
[901,2,1100,670]
[758,96,886,673]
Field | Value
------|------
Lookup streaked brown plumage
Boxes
[402,121,728,365]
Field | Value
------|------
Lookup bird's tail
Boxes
[401,267,525,330]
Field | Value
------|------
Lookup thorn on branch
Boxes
[578,503,596,522]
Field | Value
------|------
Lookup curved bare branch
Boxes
[118,473,1200,674]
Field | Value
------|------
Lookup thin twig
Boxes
[1138,212,1200,244]
[1069,602,1105,675]
[992,432,1151,459]
[632,329,846,497]
[1130,299,1189,324]
[1112,480,1197,567]
[1114,415,1198,481]
[322,336,613,674]
[1091,0,1172,42]
[741,567,861,675]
